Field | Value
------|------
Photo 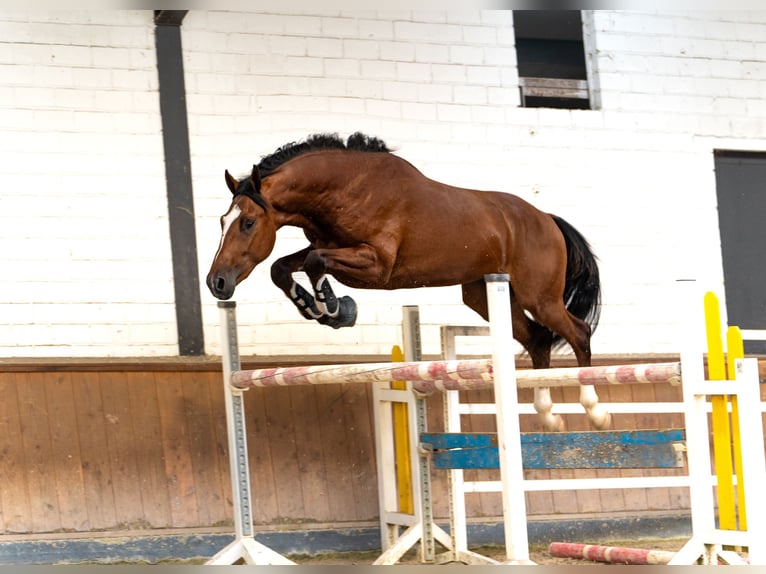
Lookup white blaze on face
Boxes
[214,204,242,261]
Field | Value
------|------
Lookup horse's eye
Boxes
[243,219,255,231]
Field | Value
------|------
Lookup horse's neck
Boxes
[263,175,331,231]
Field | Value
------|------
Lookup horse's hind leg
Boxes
[519,314,566,432]
[462,280,563,431]
[528,300,610,429]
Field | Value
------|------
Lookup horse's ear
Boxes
[224,170,238,195]
[250,165,262,194]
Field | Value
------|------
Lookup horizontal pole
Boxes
[462,402,686,415]
[740,329,766,341]
[231,360,682,391]
[461,474,693,492]
[422,429,685,470]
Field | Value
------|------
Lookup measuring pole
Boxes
[219,301,253,541]
[208,302,294,565]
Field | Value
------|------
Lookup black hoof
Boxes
[318,296,357,329]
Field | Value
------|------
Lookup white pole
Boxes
[484,274,531,564]
[218,301,253,541]
[732,358,766,565]
[209,302,295,565]
[441,327,468,560]
[676,280,717,541]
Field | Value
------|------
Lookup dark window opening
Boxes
[514,11,590,110]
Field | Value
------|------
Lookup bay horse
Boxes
[207,133,605,430]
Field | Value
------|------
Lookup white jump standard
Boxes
[210,277,766,565]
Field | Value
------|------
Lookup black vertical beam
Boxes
[154,11,205,356]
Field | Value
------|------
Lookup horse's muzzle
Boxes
[207,271,235,300]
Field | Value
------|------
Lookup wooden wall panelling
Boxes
[0,374,30,533]
[314,384,360,521]
[613,385,650,514]
[126,371,172,528]
[99,371,147,527]
[207,371,234,526]
[244,388,279,523]
[180,371,228,527]
[15,373,61,532]
[521,386,556,517]
[337,383,378,520]
[154,371,199,527]
[596,386,632,514]
[545,385,585,516]
[631,383,673,511]
[469,389,503,519]
[263,385,304,519]
[70,372,118,530]
[289,385,332,522]
[46,372,89,532]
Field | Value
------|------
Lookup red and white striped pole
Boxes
[549,542,675,565]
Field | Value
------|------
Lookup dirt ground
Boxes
[288,537,691,565]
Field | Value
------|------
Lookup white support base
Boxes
[206,537,296,565]
[670,532,750,565]
[372,523,454,565]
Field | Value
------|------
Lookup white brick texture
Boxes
[2,10,766,358]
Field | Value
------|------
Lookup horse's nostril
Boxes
[216,276,226,292]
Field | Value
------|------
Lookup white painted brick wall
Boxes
[0,10,172,357]
[3,9,766,359]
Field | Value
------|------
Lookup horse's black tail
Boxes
[550,215,601,349]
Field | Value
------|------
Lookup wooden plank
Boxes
[289,385,331,521]
[423,430,685,470]
[70,372,118,530]
[244,388,279,522]
[315,383,358,520]
[154,371,199,527]
[208,371,234,526]
[0,374,31,532]
[15,373,61,532]
[126,371,172,528]
[609,385,646,514]
[46,372,89,532]
[99,371,145,527]
[521,386,555,517]
[528,428,685,469]
[201,371,231,526]
[180,371,228,527]
[461,388,502,519]
[519,76,589,99]
[264,386,304,519]
[338,383,379,520]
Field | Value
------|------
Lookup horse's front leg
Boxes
[302,244,396,329]
[271,247,327,322]
[270,247,357,329]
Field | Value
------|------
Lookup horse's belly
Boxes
[384,259,494,289]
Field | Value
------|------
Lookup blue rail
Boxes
[420,429,685,470]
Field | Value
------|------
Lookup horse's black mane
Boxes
[257,132,391,178]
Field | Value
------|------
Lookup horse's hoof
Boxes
[318,296,357,329]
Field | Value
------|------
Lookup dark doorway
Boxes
[714,150,766,354]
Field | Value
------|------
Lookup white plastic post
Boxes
[440,327,468,560]
[484,274,531,564]
[731,357,766,565]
